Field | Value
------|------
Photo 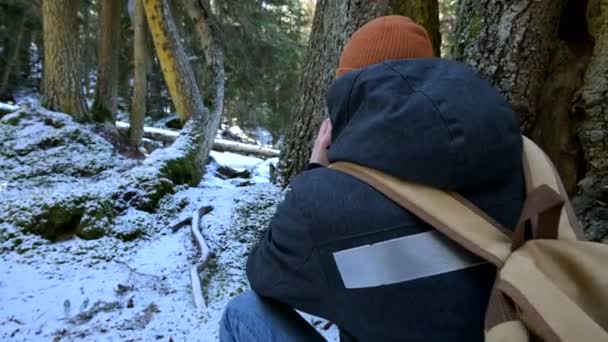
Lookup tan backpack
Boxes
[330,136,608,341]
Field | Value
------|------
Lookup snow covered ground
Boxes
[0,104,337,341]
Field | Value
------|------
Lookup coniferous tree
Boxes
[93,0,123,122]
[41,0,88,120]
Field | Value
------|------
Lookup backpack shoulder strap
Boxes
[329,162,512,267]
[521,136,585,241]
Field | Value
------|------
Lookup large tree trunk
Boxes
[0,13,27,98]
[275,0,440,186]
[129,0,148,146]
[93,0,123,122]
[142,0,221,184]
[454,0,608,241]
[575,0,608,241]
[41,0,89,121]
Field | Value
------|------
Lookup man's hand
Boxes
[310,119,332,166]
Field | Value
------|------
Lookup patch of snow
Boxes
[0,101,335,341]
[251,157,278,183]
[0,181,338,341]
[247,127,274,147]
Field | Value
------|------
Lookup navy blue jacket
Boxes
[247,59,525,341]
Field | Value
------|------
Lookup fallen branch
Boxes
[190,205,214,309]
[169,215,192,233]
[115,121,280,158]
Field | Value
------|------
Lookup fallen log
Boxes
[212,139,279,158]
[116,121,280,158]
[0,102,19,115]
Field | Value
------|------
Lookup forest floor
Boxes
[0,101,337,341]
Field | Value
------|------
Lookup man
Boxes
[220,16,524,341]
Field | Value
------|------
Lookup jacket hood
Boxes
[327,59,522,191]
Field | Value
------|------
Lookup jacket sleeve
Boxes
[246,180,327,314]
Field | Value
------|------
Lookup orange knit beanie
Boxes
[336,16,434,77]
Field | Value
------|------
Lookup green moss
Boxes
[65,129,93,146]
[43,117,65,129]
[161,153,201,186]
[114,227,146,242]
[39,136,65,149]
[91,101,114,123]
[77,200,115,240]
[25,204,86,241]
[77,224,106,240]
[2,111,27,126]
[15,196,117,241]
[133,178,175,212]
[469,12,483,40]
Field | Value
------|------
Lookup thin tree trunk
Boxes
[275,0,440,186]
[182,0,225,115]
[82,4,94,98]
[454,0,608,240]
[93,0,123,122]
[144,0,203,120]
[129,0,148,146]
[142,0,221,184]
[0,13,27,98]
[148,62,165,119]
[17,29,32,86]
[41,0,88,121]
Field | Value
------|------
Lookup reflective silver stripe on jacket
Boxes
[333,230,484,289]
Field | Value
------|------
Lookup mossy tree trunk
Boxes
[41,0,89,121]
[142,0,222,184]
[93,0,123,122]
[275,0,441,186]
[454,0,608,241]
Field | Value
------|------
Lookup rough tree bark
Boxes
[41,0,89,121]
[93,0,123,122]
[389,0,441,56]
[574,0,608,241]
[142,0,223,184]
[81,2,95,98]
[130,0,148,146]
[0,13,27,98]
[454,0,608,241]
[182,0,225,116]
[275,0,441,186]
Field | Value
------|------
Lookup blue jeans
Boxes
[220,290,326,342]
